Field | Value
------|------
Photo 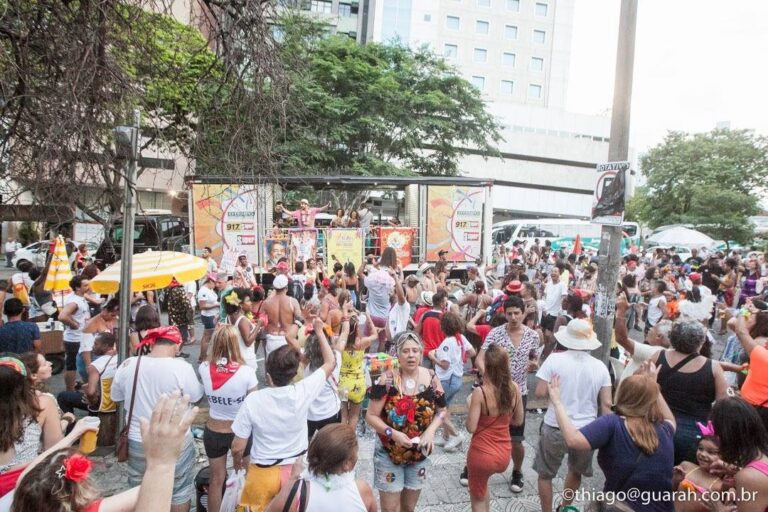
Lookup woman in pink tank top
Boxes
[709,398,768,512]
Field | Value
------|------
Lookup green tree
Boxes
[636,129,768,244]
[273,13,502,176]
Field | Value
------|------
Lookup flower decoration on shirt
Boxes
[55,454,92,483]
[225,291,241,306]
[389,395,417,426]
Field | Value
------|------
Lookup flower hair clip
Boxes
[224,291,241,306]
[696,420,716,437]
[56,454,92,483]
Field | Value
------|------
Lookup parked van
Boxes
[95,213,189,265]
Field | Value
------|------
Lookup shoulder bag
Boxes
[116,355,142,462]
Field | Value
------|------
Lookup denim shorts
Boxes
[127,433,196,505]
[201,315,217,330]
[440,374,463,405]
[373,441,430,493]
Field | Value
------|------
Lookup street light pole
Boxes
[592,0,638,365]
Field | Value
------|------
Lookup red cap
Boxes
[505,280,523,293]
[276,261,289,271]
[689,272,702,283]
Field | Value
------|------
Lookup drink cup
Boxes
[79,417,101,454]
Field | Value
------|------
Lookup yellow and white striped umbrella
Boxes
[90,250,208,294]
[44,236,73,292]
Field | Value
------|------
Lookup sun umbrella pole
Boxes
[115,110,140,367]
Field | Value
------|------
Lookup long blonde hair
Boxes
[614,375,663,455]
[209,325,245,365]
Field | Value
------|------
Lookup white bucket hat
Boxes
[419,291,434,307]
[554,318,601,351]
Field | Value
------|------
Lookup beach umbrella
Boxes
[90,250,208,294]
[646,227,715,249]
[44,236,73,292]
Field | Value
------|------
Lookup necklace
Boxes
[399,370,418,391]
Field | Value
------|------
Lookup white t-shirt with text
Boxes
[199,362,258,420]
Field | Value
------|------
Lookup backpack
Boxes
[290,278,304,300]
[485,294,507,323]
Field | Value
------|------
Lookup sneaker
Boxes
[509,470,524,493]
[444,433,464,452]
[459,467,468,487]
[434,435,448,447]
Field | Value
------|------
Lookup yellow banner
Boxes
[326,229,364,272]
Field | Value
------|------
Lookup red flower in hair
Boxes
[64,454,92,483]
[394,396,416,423]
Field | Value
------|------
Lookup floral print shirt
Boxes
[481,325,540,395]
[367,373,446,465]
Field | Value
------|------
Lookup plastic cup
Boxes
[79,417,101,454]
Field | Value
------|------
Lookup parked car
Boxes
[12,240,97,270]
[94,213,190,265]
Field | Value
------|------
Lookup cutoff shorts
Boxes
[127,433,196,505]
[440,374,463,405]
[373,441,430,493]
[201,315,217,330]
[532,422,594,480]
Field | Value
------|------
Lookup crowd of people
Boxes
[1,219,768,512]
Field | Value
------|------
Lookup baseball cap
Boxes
[273,274,289,290]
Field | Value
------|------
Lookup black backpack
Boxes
[289,278,304,300]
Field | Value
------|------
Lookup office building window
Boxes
[505,25,518,39]
[507,0,520,11]
[503,52,516,66]
[446,15,460,30]
[478,0,491,6]
[310,0,332,13]
[530,57,544,71]
[473,48,488,63]
[471,76,486,91]
[338,3,352,17]
[535,2,548,16]
[500,80,514,95]
[528,83,542,98]
[533,29,546,43]
[444,43,458,59]
[476,20,489,34]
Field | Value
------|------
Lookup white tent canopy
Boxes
[646,226,715,249]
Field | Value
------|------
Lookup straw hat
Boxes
[554,319,601,351]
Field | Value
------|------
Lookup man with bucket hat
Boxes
[534,318,612,512]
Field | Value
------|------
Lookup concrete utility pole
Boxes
[592,0,638,366]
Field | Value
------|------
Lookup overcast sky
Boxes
[566,0,768,154]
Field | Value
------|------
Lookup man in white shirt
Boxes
[386,268,409,339]
[112,325,204,512]
[197,273,220,364]
[357,200,374,232]
[613,295,672,381]
[534,318,612,512]
[4,238,19,268]
[541,267,567,336]
[59,276,92,391]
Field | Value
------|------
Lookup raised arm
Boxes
[729,315,760,356]
[612,294,636,355]
[312,317,336,378]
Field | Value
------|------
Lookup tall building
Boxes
[363,0,618,221]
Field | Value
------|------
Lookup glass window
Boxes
[507,0,520,11]
[503,52,516,66]
[446,15,460,30]
[476,20,489,34]
[500,80,514,95]
[535,2,548,16]
[338,3,352,16]
[444,43,458,59]
[471,76,486,91]
[533,29,546,43]
[528,83,542,98]
[478,0,491,6]
[310,0,332,13]
[505,25,518,39]
[531,57,544,71]
[473,48,487,63]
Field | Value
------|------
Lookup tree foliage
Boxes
[0,0,287,223]
[272,13,502,176]
[635,129,768,244]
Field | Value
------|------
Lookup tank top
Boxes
[227,315,257,370]
[305,471,366,512]
[90,354,117,413]
[657,351,715,420]
[0,418,42,473]
[470,387,512,454]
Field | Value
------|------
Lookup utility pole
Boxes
[113,109,139,440]
[592,0,638,366]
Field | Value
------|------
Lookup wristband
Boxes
[384,427,393,438]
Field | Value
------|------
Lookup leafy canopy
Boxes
[274,13,502,176]
[634,129,768,244]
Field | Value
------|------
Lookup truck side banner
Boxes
[191,184,260,273]
[378,227,415,268]
[289,229,318,267]
[326,229,364,271]
[426,186,484,262]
